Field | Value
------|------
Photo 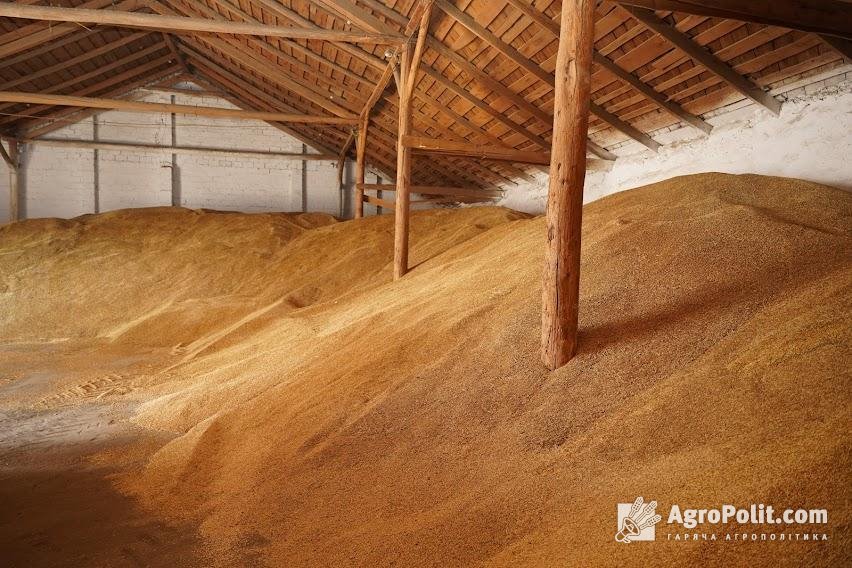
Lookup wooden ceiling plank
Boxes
[419,64,550,149]
[512,0,709,135]
[247,0,387,69]
[0,44,171,124]
[313,0,525,185]
[435,1,656,151]
[0,29,96,72]
[183,46,450,187]
[618,0,852,40]
[309,0,393,35]
[185,53,342,155]
[199,0,378,87]
[435,0,553,86]
[621,5,783,114]
[0,0,145,59]
[593,52,713,133]
[1,32,148,92]
[588,101,661,150]
[193,35,359,117]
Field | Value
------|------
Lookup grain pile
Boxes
[1,173,850,567]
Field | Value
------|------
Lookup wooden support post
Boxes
[355,118,368,219]
[336,130,355,217]
[541,0,595,370]
[393,2,433,279]
[393,45,413,280]
[6,140,20,223]
[301,144,307,213]
[170,94,180,207]
[93,116,100,214]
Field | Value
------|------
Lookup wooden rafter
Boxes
[507,0,711,135]
[0,0,840,194]
[0,3,405,44]
[19,69,183,139]
[150,2,361,118]
[358,183,502,199]
[179,48,343,156]
[0,48,174,128]
[436,0,661,151]
[22,138,336,161]
[0,0,145,60]
[620,5,784,115]
[0,32,148,92]
[618,0,852,40]
[403,135,551,164]
[0,92,360,124]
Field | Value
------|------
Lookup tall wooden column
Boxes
[354,118,367,219]
[6,140,19,222]
[392,2,432,280]
[393,45,413,280]
[541,0,596,370]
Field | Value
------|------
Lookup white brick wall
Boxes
[1,86,349,223]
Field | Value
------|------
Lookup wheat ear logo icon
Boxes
[615,497,661,543]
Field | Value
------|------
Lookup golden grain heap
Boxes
[1,173,850,567]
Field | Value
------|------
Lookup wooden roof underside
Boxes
[1,0,850,190]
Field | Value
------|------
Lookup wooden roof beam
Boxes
[437,0,658,151]
[18,68,183,139]
[435,0,553,85]
[621,5,784,114]
[0,141,14,169]
[358,183,502,199]
[592,52,713,134]
[163,34,192,75]
[21,138,337,161]
[0,0,144,59]
[246,0,387,69]
[0,29,96,72]
[0,3,405,44]
[150,1,367,119]
[184,45,456,187]
[618,0,852,40]
[0,32,148,92]
[183,53,342,156]
[0,92,360,124]
[403,135,551,164]
[191,0,377,88]
[355,0,616,161]
[0,44,172,125]
[508,0,711,135]
[300,0,527,185]
[359,0,435,121]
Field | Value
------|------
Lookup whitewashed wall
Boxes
[501,67,852,214]
[0,86,350,223]
[2,70,851,224]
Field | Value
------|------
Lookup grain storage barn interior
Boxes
[1,1,851,566]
